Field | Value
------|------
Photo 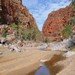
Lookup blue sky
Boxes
[22,0,71,31]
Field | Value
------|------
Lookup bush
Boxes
[71,0,75,5]
[61,25,72,38]
[2,27,8,38]
[0,18,4,24]
[10,23,41,41]
[42,37,51,43]
[69,17,75,26]
[22,29,31,40]
[10,23,19,39]
[22,28,40,41]
[71,0,75,10]
[10,23,18,30]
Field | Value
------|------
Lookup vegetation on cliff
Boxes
[9,23,41,41]
[42,0,75,41]
[61,25,72,38]
[0,0,41,42]
[61,0,75,39]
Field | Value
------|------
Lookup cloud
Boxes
[22,0,71,31]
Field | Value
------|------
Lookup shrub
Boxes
[22,28,40,41]
[10,23,18,30]
[42,37,51,43]
[69,17,75,26]
[0,18,4,24]
[10,23,19,39]
[2,27,8,38]
[22,29,31,40]
[71,0,75,6]
[10,23,41,41]
[61,25,72,38]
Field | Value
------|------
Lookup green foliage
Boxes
[0,18,4,24]
[69,17,75,26]
[71,0,75,5]
[69,0,75,27]
[2,27,8,38]
[10,23,41,41]
[62,25,72,38]
[43,37,50,43]
[71,0,75,10]
[22,29,31,40]
[10,23,19,39]
[22,28,40,41]
[10,23,18,30]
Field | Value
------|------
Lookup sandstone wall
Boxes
[42,6,74,41]
[1,0,38,29]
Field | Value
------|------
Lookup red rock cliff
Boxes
[42,6,74,41]
[1,0,38,29]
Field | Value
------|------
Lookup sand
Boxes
[0,45,61,75]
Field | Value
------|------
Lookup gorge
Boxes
[0,0,75,75]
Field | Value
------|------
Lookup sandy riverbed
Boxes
[0,45,62,75]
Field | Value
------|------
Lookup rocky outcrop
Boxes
[42,6,74,41]
[56,55,75,75]
[1,0,37,29]
[45,52,75,75]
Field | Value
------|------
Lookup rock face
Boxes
[57,55,75,75]
[42,6,74,41]
[1,0,37,29]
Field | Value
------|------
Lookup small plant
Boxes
[71,0,75,10]
[61,25,72,38]
[43,37,50,43]
[0,18,4,24]
[71,0,75,6]
[10,23,41,41]
[10,23,19,39]
[2,27,8,38]
[23,29,31,40]
[10,23,18,30]
[69,17,75,26]
[22,28,40,41]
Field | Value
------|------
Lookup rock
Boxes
[9,44,21,52]
[71,32,75,44]
[45,53,75,75]
[1,0,38,29]
[49,38,73,51]
[63,51,75,57]
[0,37,7,45]
[42,6,74,41]
[0,52,3,55]
[37,43,48,50]
[6,34,16,44]
[56,55,75,75]
[45,51,65,75]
